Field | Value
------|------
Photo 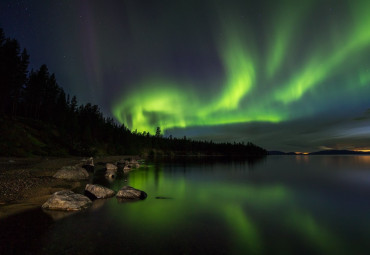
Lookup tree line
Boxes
[0,28,266,157]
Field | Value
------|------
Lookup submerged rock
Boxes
[53,165,89,180]
[116,186,147,200]
[85,184,115,199]
[42,190,92,211]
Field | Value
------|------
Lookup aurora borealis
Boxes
[1,0,370,151]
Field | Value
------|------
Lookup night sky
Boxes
[1,0,370,152]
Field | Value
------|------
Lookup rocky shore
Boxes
[0,156,139,218]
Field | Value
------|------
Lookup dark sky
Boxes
[1,0,370,152]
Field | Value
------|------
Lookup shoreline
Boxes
[0,156,135,219]
[0,154,266,219]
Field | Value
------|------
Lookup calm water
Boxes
[1,156,370,254]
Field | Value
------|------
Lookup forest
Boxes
[0,28,266,157]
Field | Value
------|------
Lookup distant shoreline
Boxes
[268,150,370,155]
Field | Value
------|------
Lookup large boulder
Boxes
[116,186,147,200]
[106,163,118,171]
[85,184,115,199]
[53,165,89,180]
[42,190,92,211]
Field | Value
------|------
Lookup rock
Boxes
[116,186,147,200]
[106,163,117,171]
[53,165,89,180]
[122,159,141,170]
[123,165,131,173]
[81,157,94,166]
[105,172,116,179]
[85,184,115,199]
[105,163,118,177]
[129,159,140,168]
[128,163,140,169]
[104,174,115,183]
[81,157,94,172]
[42,190,92,211]
[86,157,94,166]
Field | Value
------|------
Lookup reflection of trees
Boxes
[152,156,266,173]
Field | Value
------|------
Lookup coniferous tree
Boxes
[0,29,29,116]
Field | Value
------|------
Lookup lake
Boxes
[1,155,370,254]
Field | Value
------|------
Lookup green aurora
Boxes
[112,0,370,137]
[2,0,369,151]
[108,164,347,254]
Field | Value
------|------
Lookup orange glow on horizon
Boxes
[353,149,370,152]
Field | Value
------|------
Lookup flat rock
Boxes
[85,184,115,199]
[116,186,147,200]
[53,165,89,180]
[42,190,92,211]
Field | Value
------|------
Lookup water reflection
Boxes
[1,156,370,254]
[106,159,354,254]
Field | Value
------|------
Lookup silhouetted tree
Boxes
[155,127,161,137]
[0,29,29,116]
